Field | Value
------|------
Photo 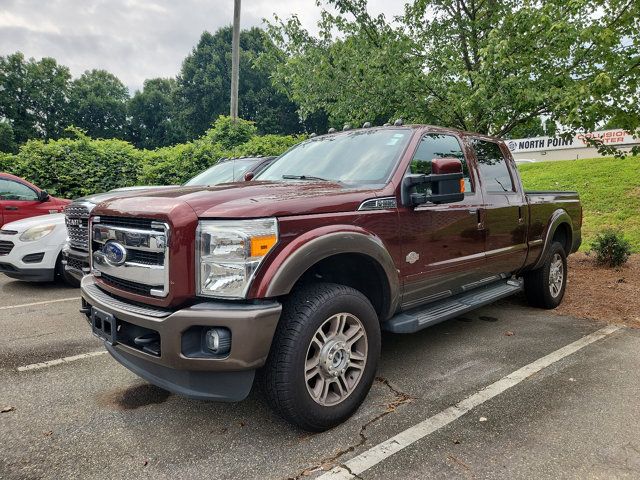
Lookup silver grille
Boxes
[65,202,93,252]
[91,216,169,298]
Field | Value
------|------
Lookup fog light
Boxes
[204,328,231,355]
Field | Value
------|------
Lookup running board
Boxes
[383,278,523,334]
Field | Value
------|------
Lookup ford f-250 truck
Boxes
[80,124,581,431]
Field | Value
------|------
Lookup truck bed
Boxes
[525,190,582,254]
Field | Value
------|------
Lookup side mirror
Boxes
[243,171,255,181]
[37,190,50,202]
[402,157,465,207]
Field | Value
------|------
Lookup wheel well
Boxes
[293,253,391,320]
[552,222,572,253]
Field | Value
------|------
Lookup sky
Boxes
[0,0,406,93]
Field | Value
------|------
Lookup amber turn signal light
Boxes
[250,235,277,257]
[459,178,465,193]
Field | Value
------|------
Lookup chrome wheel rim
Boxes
[305,313,368,406]
[549,253,564,298]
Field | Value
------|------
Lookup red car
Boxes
[0,173,70,228]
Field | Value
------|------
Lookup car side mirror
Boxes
[243,171,255,181]
[37,190,50,202]
[402,157,465,207]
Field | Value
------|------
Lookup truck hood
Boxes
[73,185,178,204]
[94,181,382,219]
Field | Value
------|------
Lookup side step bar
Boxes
[383,278,523,334]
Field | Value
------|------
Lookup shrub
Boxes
[590,230,631,267]
[139,140,227,185]
[7,128,143,198]
[0,152,15,171]
[203,115,258,149]
[229,133,304,158]
[1,118,305,196]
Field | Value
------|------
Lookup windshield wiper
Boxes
[282,174,329,181]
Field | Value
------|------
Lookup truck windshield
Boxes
[184,159,256,186]
[256,128,411,185]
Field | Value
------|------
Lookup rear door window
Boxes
[472,140,515,193]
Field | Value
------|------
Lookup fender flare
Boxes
[532,209,573,270]
[259,229,400,320]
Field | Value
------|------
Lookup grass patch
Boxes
[518,156,640,252]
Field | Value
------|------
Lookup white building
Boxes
[507,129,639,162]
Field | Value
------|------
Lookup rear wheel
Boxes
[524,241,567,309]
[262,283,380,431]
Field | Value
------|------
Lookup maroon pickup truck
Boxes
[80,125,581,431]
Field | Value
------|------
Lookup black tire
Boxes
[524,241,567,309]
[55,256,80,287]
[261,282,381,431]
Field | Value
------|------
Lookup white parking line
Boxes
[17,350,107,372]
[320,324,622,479]
[0,297,80,311]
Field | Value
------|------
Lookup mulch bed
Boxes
[556,253,640,328]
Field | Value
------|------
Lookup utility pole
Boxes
[230,0,241,121]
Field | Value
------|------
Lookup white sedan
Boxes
[0,213,76,285]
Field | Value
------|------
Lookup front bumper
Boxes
[0,234,61,282]
[80,276,282,401]
[62,246,89,282]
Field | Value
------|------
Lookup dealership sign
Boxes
[506,129,638,153]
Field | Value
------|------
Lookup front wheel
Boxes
[262,283,381,431]
[524,241,567,309]
[55,256,80,287]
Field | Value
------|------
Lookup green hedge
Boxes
[1,117,304,198]
[7,129,143,198]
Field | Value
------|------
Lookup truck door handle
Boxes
[468,209,478,215]
[5,206,18,211]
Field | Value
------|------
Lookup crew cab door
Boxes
[470,138,528,276]
[0,176,43,225]
[399,132,487,310]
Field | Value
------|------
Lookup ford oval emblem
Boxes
[103,241,127,266]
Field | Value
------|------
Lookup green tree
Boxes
[0,121,17,153]
[128,78,183,149]
[0,52,72,143]
[68,69,129,139]
[267,0,640,145]
[174,27,302,139]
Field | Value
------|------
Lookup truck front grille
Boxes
[91,216,169,298]
[0,240,14,256]
[65,203,91,252]
[100,273,162,297]
[97,216,156,230]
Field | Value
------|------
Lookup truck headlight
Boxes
[196,218,278,299]
[19,224,56,242]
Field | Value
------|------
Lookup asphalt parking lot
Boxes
[1,274,639,480]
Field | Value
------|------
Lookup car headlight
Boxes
[19,224,56,242]
[196,218,278,299]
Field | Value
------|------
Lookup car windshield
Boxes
[184,159,257,186]
[256,128,411,185]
